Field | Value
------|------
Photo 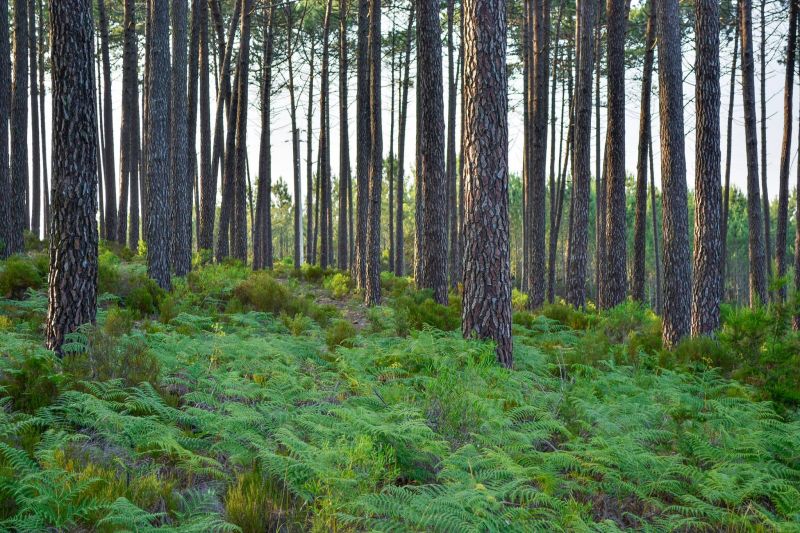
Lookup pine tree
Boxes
[232,0,252,263]
[461,0,512,367]
[0,0,10,258]
[197,0,213,253]
[28,0,40,237]
[118,0,139,247]
[395,4,414,277]
[9,0,28,255]
[46,0,98,353]
[254,1,275,270]
[319,0,333,268]
[171,0,192,275]
[364,0,383,305]
[338,0,350,270]
[355,0,371,288]
[97,0,116,241]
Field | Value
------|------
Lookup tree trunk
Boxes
[602,0,627,308]
[170,0,191,274]
[566,0,594,309]
[776,0,797,302]
[28,0,40,237]
[546,1,564,303]
[97,0,116,241]
[117,0,138,246]
[0,0,11,259]
[461,0,512,367]
[739,0,768,306]
[254,1,275,270]
[691,0,722,336]
[388,29,396,274]
[355,0,371,288]
[338,0,350,270]
[306,41,316,264]
[46,0,98,354]
[37,0,47,238]
[594,13,603,303]
[146,0,171,290]
[649,137,661,313]
[319,0,333,268]
[722,25,738,296]
[364,0,382,305]
[395,4,414,277]
[631,1,655,303]
[446,0,459,287]
[417,0,448,304]
[197,0,211,254]
[231,0,252,263]
[285,4,303,269]
[187,0,200,251]
[657,0,691,347]
[759,0,771,282]
[96,32,105,238]
[9,0,28,254]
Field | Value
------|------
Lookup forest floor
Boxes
[0,244,799,531]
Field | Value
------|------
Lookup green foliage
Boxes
[323,272,352,299]
[281,312,314,336]
[234,272,292,315]
[0,256,44,299]
[0,349,63,412]
[391,290,461,332]
[325,320,356,351]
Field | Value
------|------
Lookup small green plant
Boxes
[0,256,43,299]
[0,349,63,412]
[281,313,313,336]
[511,288,529,311]
[325,319,356,351]
[234,272,292,315]
[324,272,352,299]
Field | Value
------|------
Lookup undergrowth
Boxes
[0,251,799,531]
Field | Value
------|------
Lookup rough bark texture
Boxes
[46,0,98,353]
[364,0,382,305]
[254,1,274,270]
[355,0,370,288]
[566,0,594,309]
[417,0,448,304]
[97,0,116,241]
[722,26,738,292]
[631,1,655,303]
[395,4,414,277]
[215,62,240,261]
[305,46,315,264]
[446,0,459,287]
[0,0,11,258]
[9,0,28,255]
[197,0,212,254]
[28,0,40,237]
[232,0,252,263]
[171,0,191,275]
[602,0,627,308]
[319,0,333,268]
[338,0,350,271]
[461,0,512,367]
[146,0,171,290]
[691,0,722,336]
[739,0,768,306]
[37,0,48,238]
[649,137,662,313]
[187,0,200,249]
[285,4,302,269]
[117,0,139,247]
[546,1,564,303]
[776,0,797,301]
[657,0,691,348]
[759,0,771,283]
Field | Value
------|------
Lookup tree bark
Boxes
[364,0,382,305]
[759,0,771,283]
[739,0,768,306]
[254,0,274,270]
[631,1,655,303]
[117,0,139,247]
[657,0,691,347]
[461,0,512,367]
[231,0,252,263]
[338,0,350,270]
[170,0,191,274]
[395,4,414,277]
[146,0,171,290]
[776,0,797,301]
[566,0,594,309]
[417,0,448,304]
[187,0,200,251]
[691,0,723,336]
[722,25,738,296]
[46,0,98,354]
[197,0,211,253]
[446,0,459,287]
[9,0,28,254]
[285,4,303,269]
[319,0,333,268]
[0,0,11,258]
[97,0,116,241]
[37,0,48,238]
[28,0,40,238]
[355,0,371,288]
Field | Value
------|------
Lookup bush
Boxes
[300,263,325,283]
[0,256,43,298]
[103,306,134,337]
[324,272,352,299]
[23,231,46,252]
[392,290,461,332]
[538,302,592,330]
[0,349,63,412]
[326,320,356,351]
[125,280,164,318]
[98,250,121,294]
[62,327,160,387]
[234,272,292,315]
[511,289,529,311]
[667,336,736,371]
[281,313,313,336]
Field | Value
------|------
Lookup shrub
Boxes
[225,469,293,533]
[98,250,121,294]
[325,320,356,351]
[0,349,63,412]
[393,291,460,332]
[324,272,352,299]
[300,263,325,283]
[281,313,313,336]
[103,306,134,337]
[63,328,161,387]
[538,302,592,330]
[23,231,46,252]
[0,256,43,299]
[668,336,736,371]
[511,289,529,311]
[234,272,291,315]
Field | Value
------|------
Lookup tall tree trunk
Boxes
[649,137,661,313]
[566,0,594,309]
[338,0,350,270]
[593,12,603,303]
[319,0,333,268]
[231,0,252,263]
[776,0,797,302]
[117,0,138,246]
[461,0,512,367]
[546,1,564,303]
[0,0,11,258]
[306,41,316,264]
[631,1,655,303]
[46,0,98,354]
[9,0,28,254]
[691,0,722,336]
[722,25,738,295]
[417,0,448,304]
[140,0,151,239]
[759,0,771,282]
[28,0,40,237]
[187,0,200,252]
[364,0,383,305]
[37,0,47,238]
[97,0,117,241]
[171,0,191,274]
[96,32,105,238]
[602,0,627,308]
[388,29,396,274]
[657,0,691,347]
[286,4,303,269]
[197,0,211,254]
[355,0,371,288]
[739,0,768,306]
[215,61,240,261]
[395,4,414,277]
[146,0,171,290]
[254,0,275,270]
[446,0,459,287]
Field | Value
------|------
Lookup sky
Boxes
[27,4,798,237]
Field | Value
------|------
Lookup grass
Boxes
[0,249,798,531]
